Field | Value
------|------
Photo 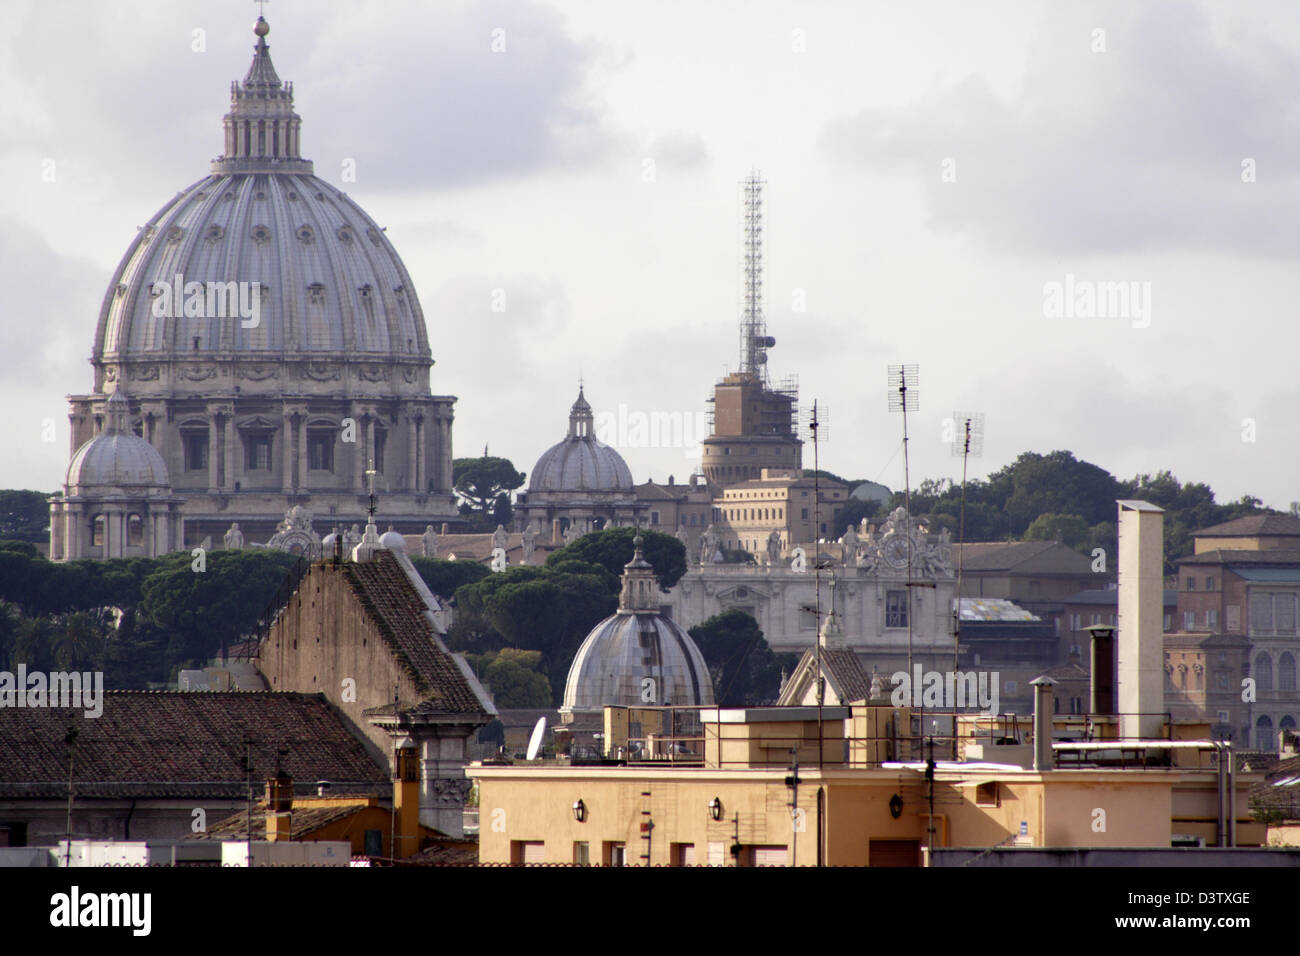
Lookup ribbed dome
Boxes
[90,16,431,388]
[529,388,633,492]
[562,614,714,713]
[561,537,714,713]
[95,171,429,365]
[65,392,170,492]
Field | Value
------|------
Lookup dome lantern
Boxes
[212,17,312,174]
[618,535,659,613]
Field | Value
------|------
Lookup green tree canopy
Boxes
[0,490,53,542]
[409,557,490,602]
[688,608,796,706]
[1023,513,1090,550]
[452,457,526,531]
[452,560,619,700]
[467,648,552,708]
[545,527,687,591]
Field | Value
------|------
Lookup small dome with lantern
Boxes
[560,536,714,717]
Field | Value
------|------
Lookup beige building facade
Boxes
[469,705,1262,865]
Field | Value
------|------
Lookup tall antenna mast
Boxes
[740,171,773,382]
[888,365,919,676]
[810,400,824,771]
[950,412,984,758]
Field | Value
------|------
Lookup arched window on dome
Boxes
[91,515,106,549]
[127,514,144,548]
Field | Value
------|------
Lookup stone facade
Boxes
[60,18,458,555]
[669,509,958,670]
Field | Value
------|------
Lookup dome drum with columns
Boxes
[49,391,185,560]
[515,387,645,541]
[61,17,458,554]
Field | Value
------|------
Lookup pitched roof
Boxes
[1250,755,1300,818]
[1195,514,1300,538]
[193,801,371,841]
[779,648,872,705]
[821,649,873,703]
[0,692,389,799]
[1179,549,1300,568]
[952,541,1093,574]
[1063,588,1179,606]
[342,551,490,716]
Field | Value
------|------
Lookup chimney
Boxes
[1030,676,1056,771]
[1086,623,1116,715]
[1117,500,1165,740]
[392,737,421,859]
[264,771,293,842]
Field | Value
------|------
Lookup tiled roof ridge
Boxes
[342,559,439,700]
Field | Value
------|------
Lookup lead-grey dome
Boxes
[90,15,431,393]
[529,388,633,493]
[65,391,170,492]
[561,537,714,714]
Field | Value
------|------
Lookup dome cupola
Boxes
[528,387,633,493]
[560,539,715,716]
[64,390,171,493]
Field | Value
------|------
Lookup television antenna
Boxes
[887,365,919,674]
[738,171,775,382]
[808,400,827,770]
[949,411,985,732]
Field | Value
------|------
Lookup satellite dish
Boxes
[526,717,547,760]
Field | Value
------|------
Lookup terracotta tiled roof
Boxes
[192,801,369,840]
[0,692,389,799]
[1195,514,1300,538]
[343,551,489,716]
[821,649,873,703]
[1251,755,1300,818]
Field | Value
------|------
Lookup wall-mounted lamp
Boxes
[889,793,904,819]
[708,797,723,821]
[572,799,586,823]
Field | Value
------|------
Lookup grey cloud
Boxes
[2,0,624,197]
[822,1,1300,255]
[0,217,99,388]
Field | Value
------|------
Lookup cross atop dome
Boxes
[212,16,313,174]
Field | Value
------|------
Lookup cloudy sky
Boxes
[3,0,1298,510]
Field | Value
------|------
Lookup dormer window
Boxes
[336,226,353,243]
[205,224,225,241]
[307,283,326,305]
[251,225,271,243]
[297,225,315,244]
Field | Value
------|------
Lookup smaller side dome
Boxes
[379,526,407,552]
[528,387,634,492]
[560,540,715,714]
[65,391,170,492]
